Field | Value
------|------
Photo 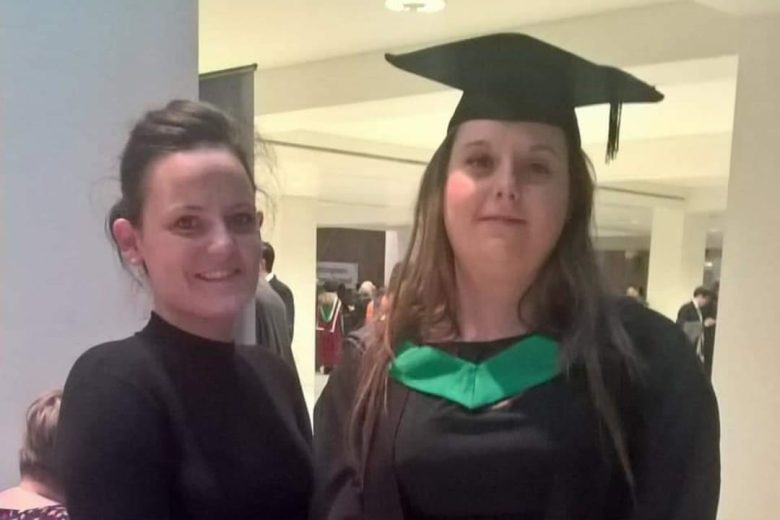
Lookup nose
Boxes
[494,159,518,201]
[207,221,238,256]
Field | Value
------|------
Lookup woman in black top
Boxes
[312,34,719,519]
[57,100,312,519]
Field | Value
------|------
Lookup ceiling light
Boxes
[385,0,446,13]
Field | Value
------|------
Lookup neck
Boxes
[153,306,236,342]
[454,263,530,341]
[19,477,61,504]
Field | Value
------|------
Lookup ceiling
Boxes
[199,0,671,71]
[199,0,780,72]
[198,0,754,239]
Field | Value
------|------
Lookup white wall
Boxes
[646,208,708,319]
[714,15,780,520]
[0,0,197,485]
[384,225,412,285]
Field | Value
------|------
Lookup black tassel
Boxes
[606,101,622,163]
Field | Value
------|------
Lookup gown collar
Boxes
[389,334,560,410]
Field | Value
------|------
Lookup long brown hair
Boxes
[349,128,640,487]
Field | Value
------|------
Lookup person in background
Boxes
[364,285,386,322]
[339,285,362,335]
[316,280,344,374]
[0,390,68,520]
[57,100,312,519]
[676,286,716,363]
[253,210,297,375]
[700,281,720,378]
[262,242,295,341]
[365,264,404,324]
[355,281,375,327]
[625,285,647,306]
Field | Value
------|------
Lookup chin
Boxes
[479,238,525,258]
[193,295,252,321]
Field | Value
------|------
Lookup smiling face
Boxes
[444,119,571,284]
[113,147,261,338]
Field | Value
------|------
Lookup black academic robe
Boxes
[311,301,719,520]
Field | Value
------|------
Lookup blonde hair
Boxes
[358,281,376,299]
[19,389,63,483]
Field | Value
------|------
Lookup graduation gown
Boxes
[316,298,344,371]
[311,301,720,519]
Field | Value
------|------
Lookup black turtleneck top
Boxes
[57,313,312,520]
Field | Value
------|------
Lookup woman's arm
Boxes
[624,308,720,520]
[58,347,172,520]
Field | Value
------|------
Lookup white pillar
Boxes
[262,196,318,415]
[0,0,197,485]
[646,208,708,319]
[384,225,412,285]
[385,231,400,286]
[714,16,780,520]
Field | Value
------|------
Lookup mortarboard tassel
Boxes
[606,101,622,163]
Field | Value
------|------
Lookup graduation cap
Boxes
[386,33,663,162]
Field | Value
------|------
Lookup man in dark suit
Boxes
[699,281,719,379]
[262,242,295,341]
[676,286,716,367]
[255,270,298,379]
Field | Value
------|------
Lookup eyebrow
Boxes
[170,204,205,212]
[227,202,255,211]
[461,139,490,149]
[529,144,561,157]
[169,202,254,212]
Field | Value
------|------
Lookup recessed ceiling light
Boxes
[385,0,447,13]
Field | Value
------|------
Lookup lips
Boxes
[195,268,241,281]
[479,215,525,224]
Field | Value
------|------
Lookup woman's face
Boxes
[116,147,261,335]
[444,120,571,283]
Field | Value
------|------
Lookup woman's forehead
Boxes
[454,119,566,145]
[143,149,253,203]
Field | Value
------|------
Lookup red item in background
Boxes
[316,298,343,372]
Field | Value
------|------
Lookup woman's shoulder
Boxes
[615,298,696,363]
[613,298,712,398]
[71,334,155,374]
[64,333,166,399]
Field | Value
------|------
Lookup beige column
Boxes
[0,0,197,485]
[714,15,780,520]
[646,208,709,319]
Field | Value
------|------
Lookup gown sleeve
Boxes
[310,333,366,520]
[622,304,720,520]
[57,347,172,520]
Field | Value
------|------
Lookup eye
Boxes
[529,161,551,175]
[465,153,494,172]
[227,212,257,232]
[174,215,200,231]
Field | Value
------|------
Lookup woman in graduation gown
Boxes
[312,34,719,520]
